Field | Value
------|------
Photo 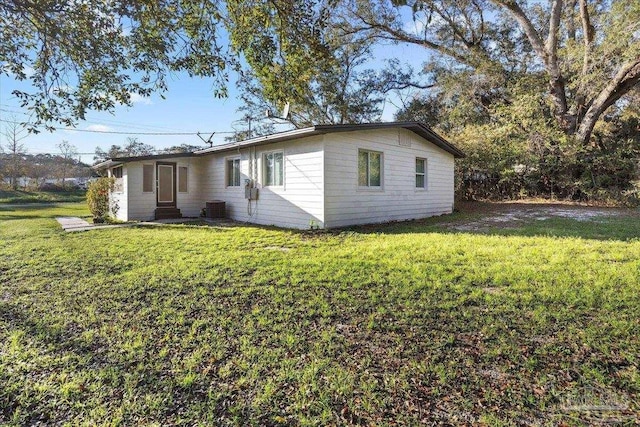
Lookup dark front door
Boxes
[156,162,176,208]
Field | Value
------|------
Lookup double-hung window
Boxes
[263,151,283,186]
[227,158,241,187]
[111,166,123,178]
[358,150,382,187]
[416,158,427,189]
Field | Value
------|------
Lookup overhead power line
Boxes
[0,117,235,135]
[0,105,188,133]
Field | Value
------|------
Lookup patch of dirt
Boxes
[481,287,504,295]
[449,201,638,232]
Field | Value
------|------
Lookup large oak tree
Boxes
[343,0,640,145]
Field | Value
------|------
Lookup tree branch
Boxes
[546,0,563,60]
[490,0,547,61]
[576,58,640,144]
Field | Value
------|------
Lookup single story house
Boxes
[93,121,464,229]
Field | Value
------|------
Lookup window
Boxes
[358,150,382,187]
[178,166,188,193]
[143,164,154,192]
[227,158,241,187]
[416,158,427,189]
[112,166,123,178]
[263,151,283,186]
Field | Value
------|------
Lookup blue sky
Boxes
[0,37,428,164]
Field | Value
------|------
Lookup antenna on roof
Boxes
[266,102,292,122]
[197,132,215,148]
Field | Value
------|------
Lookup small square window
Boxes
[227,158,241,187]
[112,166,123,178]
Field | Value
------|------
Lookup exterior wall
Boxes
[323,128,455,228]
[200,136,325,229]
[109,167,128,221]
[117,157,206,221]
[107,128,456,227]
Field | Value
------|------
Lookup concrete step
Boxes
[154,208,182,220]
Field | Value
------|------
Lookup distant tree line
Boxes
[93,138,204,163]
[0,152,93,191]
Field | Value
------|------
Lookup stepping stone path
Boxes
[56,217,127,232]
[55,216,221,232]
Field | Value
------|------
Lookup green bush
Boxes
[86,177,118,222]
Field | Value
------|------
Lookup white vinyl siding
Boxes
[200,137,324,229]
[110,128,457,228]
[109,166,127,221]
[324,128,455,228]
[120,158,204,221]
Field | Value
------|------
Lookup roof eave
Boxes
[194,127,319,155]
[92,159,121,171]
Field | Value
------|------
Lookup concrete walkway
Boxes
[56,217,130,232]
[56,216,227,232]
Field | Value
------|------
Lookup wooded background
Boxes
[2,0,639,202]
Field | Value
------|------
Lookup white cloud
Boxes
[403,18,427,36]
[86,124,112,132]
[1,64,35,78]
[130,92,153,105]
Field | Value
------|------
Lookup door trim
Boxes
[156,162,177,208]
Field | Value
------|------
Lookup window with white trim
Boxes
[358,150,382,187]
[416,158,427,189]
[227,158,241,187]
[111,166,123,178]
[263,151,283,186]
[111,166,124,193]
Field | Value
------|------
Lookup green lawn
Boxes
[1,203,639,425]
[0,189,87,204]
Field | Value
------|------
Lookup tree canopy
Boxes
[1,0,229,131]
[3,0,640,201]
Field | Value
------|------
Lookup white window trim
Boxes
[262,150,285,188]
[142,163,154,193]
[357,149,384,191]
[111,166,123,178]
[415,157,427,191]
[226,156,241,188]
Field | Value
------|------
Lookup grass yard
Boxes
[1,202,639,425]
[0,189,86,204]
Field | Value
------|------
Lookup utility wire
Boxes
[0,117,235,135]
[0,105,195,133]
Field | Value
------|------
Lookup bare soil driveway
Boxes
[450,201,639,232]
